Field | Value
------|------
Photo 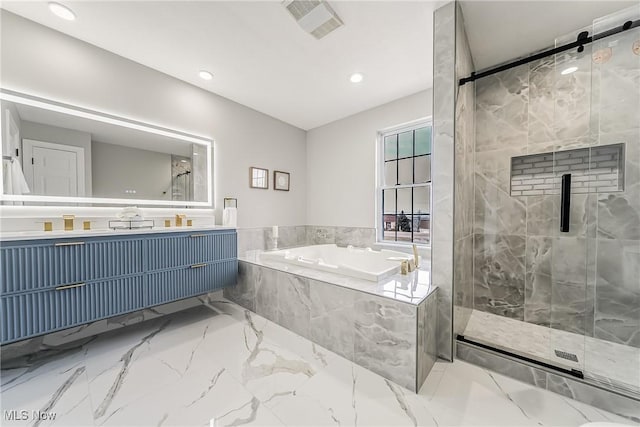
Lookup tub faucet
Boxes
[412,244,419,268]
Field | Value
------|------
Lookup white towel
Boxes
[223,207,237,227]
[11,159,30,195]
[3,158,12,194]
[4,158,30,195]
[117,206,144,220]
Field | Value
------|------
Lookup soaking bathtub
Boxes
[259,244,418,281]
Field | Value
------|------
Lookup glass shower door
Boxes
[544,29,594,376]
[583,5,640,397]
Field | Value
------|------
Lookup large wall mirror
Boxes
[0,89,212,207]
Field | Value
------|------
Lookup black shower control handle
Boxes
[560,174,571,233]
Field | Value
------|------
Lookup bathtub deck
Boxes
[239,249,434,305]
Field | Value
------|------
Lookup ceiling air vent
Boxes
[283,0,344,39]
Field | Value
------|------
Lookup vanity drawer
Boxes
[145,259,237,306]
[146,230,236,270]
[0,237,144,294]
[0,275,144,344]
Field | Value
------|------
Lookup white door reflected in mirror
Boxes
[23,139,85,197]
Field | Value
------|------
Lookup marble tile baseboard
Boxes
[456,340,640,422]
[224,261,438,392]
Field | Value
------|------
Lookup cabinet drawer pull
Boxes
[55,282,86,291]
[54,241,86,247]
[190,234,207,238]
[190,263,207,269]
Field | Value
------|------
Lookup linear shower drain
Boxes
[554,350,579,363]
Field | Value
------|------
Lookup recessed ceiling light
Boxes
[199,70,213,81]
[350,73,364,83]
[48,2,76,21]
[561,66,578,75]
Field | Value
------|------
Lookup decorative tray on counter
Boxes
[108,219,155,230]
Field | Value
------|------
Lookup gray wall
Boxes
[470,14,640,348]
[306,89,432,228]
[0,10,307,227]
[91,141,171,200]
[20,120,93,196]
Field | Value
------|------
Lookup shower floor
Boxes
[462,310,640,397]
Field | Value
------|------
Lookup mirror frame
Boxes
[0,89,213,207]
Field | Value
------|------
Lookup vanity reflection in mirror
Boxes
[0,90,212,207]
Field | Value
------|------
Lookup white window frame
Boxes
[376,118,432,247]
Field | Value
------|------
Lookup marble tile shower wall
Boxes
[431,1,456,361]
[453,2,475,338]
[473,26,640,348]
[236,226,376,256]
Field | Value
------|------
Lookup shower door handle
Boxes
[560,174,571,233]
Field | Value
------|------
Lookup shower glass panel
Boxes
[543,26,594,379]
[459,3,640,399]
[584,5,640,396]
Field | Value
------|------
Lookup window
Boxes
[379,122,431,244]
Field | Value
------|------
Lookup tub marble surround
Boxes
[237,225,377,257]
[224,256,437,392]
[1,298,633,427]
[239,250,433,305]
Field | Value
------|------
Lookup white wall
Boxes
[0,11,306,228]
[21,120,93,196]
[306,89,432,228]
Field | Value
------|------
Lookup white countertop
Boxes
[240,249,435,306]
[0,226,236,242]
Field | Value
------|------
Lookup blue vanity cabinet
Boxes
[146,231,237,270]
[1,276,144,343]
[146,260,237,306]
[0,228,237,344]
[144,230,238,305]
[0,236,145,294]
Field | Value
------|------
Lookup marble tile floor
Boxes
[463,310,640,396]
[1,299,636,427]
